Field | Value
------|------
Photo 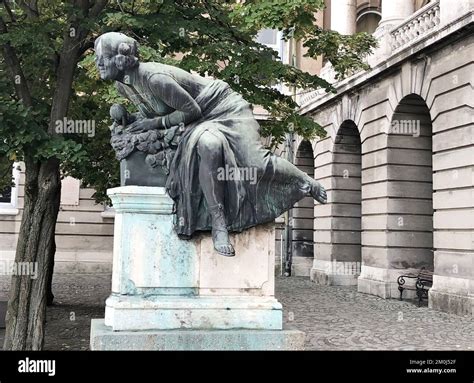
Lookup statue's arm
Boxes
[149,73,202,128]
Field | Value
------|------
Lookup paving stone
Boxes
[0,274,472,350]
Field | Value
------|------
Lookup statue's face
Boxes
[95,40,120,80]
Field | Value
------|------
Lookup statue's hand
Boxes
[109,121,119,132]
[127,112,142,124]
[126,118,159,133]
[109,121,127,136]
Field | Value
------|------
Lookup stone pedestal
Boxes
[90,186,304,350]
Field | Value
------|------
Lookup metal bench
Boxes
[397,268,434,307]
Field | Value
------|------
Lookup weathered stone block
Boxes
[362,214,432,231]
[362,231,433,248]
[91,319,305,351]
[434,231,472,250]
[434,209,474,230]
[433,146,473,171]
[434,251,473,279]
[291,257,313,277]
[433,167,473,190]
[331,190,361,204]
[431,106,472,133]
[433,189,473,209]
[433,126,473,152]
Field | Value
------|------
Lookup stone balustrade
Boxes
[390,0,440,51]
[296,0,471,111]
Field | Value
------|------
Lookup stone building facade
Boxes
[0,170,114,273]
[289,0,473,316]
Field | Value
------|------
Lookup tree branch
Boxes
[78,38,94,56]
[48,0,108,135]
[76,1,108,55]
[17,0,39,19]
[0,13,33,106]
[89,0,108,18]
[3,0,16,22]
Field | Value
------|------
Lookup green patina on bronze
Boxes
[95,32,327,256]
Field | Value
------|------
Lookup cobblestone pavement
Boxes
[0,274,472,350]
[278,277,473,351]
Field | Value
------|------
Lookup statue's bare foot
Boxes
[310,180,327,204]
[212,227,235,257]
[209,203,235,257]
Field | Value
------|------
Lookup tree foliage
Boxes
[0,0,376,203]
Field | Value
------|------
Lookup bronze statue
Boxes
[94,32,327,257]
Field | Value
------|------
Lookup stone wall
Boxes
[0,166,113,273]
[302,27,473,315]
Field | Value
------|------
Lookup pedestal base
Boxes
[105,295,283,331]
[90,319,305,350]
[94,186,306,350]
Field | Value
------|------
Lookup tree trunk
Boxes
[46,241,55,306]
[3,157,61,350]
[1,0,109,351]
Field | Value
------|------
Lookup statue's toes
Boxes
[321,192,328,203]
[317,188,327,204]
[215,244,235,257]
[318,195,327,204]
[226,244,235,256]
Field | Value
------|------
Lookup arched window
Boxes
[356,9,382,34]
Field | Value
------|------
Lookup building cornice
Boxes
[298,10,474,116]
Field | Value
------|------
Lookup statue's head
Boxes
[94,32,139,80]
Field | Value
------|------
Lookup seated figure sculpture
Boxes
[95,32,327,257]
